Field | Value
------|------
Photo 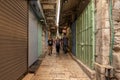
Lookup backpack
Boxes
[63,37,68,46]
[48,40,53,46]
[56,40,60,47]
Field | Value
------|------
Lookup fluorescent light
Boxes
[56,0,60,26]
[56,0,60,36]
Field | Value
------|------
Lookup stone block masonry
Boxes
[112,0,120,79]
[95,0,110,80]
[95,0,120,79]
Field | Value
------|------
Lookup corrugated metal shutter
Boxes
[29,7,38,67]
[0,0,28,80]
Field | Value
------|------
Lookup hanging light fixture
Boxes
[64,0,68,3]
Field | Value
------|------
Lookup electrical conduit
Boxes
[109,0,114,65]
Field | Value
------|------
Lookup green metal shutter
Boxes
[0,0,28,80]
[76,0,95,69]
[38,23,42,57]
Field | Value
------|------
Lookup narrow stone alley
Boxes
[0,0,120,80]
[23,47,90,80]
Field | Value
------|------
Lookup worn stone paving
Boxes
[23,48,90,80]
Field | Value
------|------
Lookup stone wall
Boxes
[95,0,120,79]
[95,0,110,80]
[112,0,120,79]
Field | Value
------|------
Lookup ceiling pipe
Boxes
[37,0,48,28]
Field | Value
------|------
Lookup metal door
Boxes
[76,0,95,69]
[71,21,76,56]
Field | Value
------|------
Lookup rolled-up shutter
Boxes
[0,0,28,80]
[29,8,38,67]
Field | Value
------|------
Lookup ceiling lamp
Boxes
[64,0,68,3]
[40,19,44,22]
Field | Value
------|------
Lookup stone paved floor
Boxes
[23,48,90,80]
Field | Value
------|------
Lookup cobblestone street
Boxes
[23,48,90,80]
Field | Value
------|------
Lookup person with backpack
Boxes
[48,36,53,56]
[55,37,60,55]
[63,33,68,54]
